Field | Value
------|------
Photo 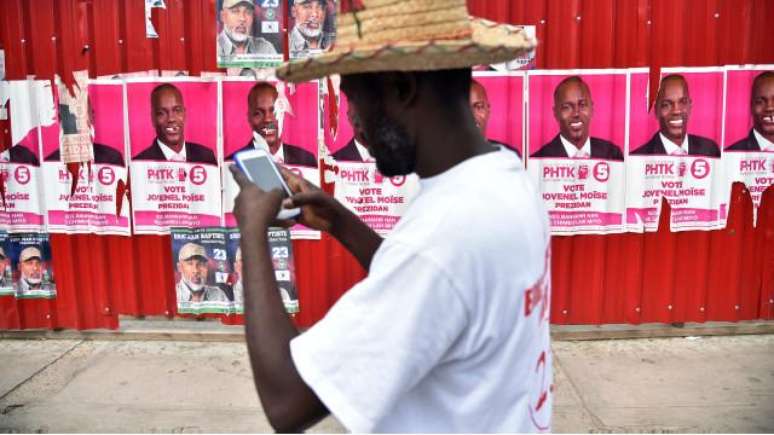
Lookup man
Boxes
[289,0,335,59]
[217,0,278,59]
[331,102,372,162]
[15,246,55,296]
[175,242,229,303]
[531,76,624,161]
[470,79,521,157]
[134,83,217,164]
[45,101,125,166]
[230,2,549,432]
[0,247,11,289]
[726,71,774,152]
[631,74,720,157]
[226,82,317,166]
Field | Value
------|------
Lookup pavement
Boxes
[1,323,773,433]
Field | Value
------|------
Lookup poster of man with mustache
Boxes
[217,0,283,68]
[288,0,336,59]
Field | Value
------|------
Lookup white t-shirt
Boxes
[290,149,553,433]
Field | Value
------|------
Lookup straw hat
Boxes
[277,0,536,82]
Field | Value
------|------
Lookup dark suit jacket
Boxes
[331,138,364,162]
[726,130,762,152]
[134,140,217,165]
[45,143,125,166]
[9,145,40,166]
[531,134,624,161]
[630,132,720,157]
[489,139,521,158]
[226,141,317,167]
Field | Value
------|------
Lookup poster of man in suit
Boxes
[626,68,726,232]
[527,70,627,235]
[41,80,131,235]
[722,66,774,224]
[127,79,222,234]
[221,78,319,239]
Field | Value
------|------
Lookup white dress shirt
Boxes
[354,139,374,162]
[659,133,689,155]
[253,131,284,163]
[158,139,186,162]
[753,128,774,152]
[560,135,591,158]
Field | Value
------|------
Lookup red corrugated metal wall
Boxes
[0,0,772,330]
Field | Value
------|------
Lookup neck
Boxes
[268,141,281,155]
[414,100,495,178]
[665,133,685,145]
[569,135,587,149]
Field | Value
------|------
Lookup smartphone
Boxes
[233,149,301,220]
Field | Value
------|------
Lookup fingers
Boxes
[290,190,329,208]
[229,164,251,189]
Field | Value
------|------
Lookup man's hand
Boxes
[230,165,284,234]
[279,166,342,233]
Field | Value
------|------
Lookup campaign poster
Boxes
[471,71,525,161]
[324,92,420,236]
[0,80,51,233]
[216,0,284,68]
[9,233,55,299]
[722,66,774,224]
[288,0,336,59]
[55,71,93,163]
[127,78,222,234]
[0,231,13,295]
[222,78,320,239]
[41,80,131,235]
[625,67,726,232]
[527,70,627,235]
[171,228,235,315]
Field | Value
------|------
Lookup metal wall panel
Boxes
[0,0,772,330]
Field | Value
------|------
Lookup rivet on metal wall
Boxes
[714,12,720,18]
[164,310,170,315]
[118,39,124,44]
[539,19,546,24]
[180,37,185,42]
[21,38,26,43]
[51,35,57,41]
[734,305,740,310]
[635,307,641,312]
[647,20,652,25]
[667,304,673,310]
[104,306,110,313]
[699,306,705,312]
[561,309,567,315]
[770,299,774,304]
[575,16,581,21]
[45,314,51,319]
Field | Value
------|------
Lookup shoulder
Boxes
[590,137,624,161]
[226,143,254,161]
[688,134,720,157]
[186,142,217,164]
[284,143,317,166]
[726,132,758,151]
[134,142,160,160]
[93,143,125,165]
[252,37,278,54]
[630,133,660,155]
[9,145,39,165]
[530,136,562,158]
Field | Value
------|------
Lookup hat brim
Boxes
[277,17,536,83]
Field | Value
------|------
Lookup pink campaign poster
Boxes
[0,81,48,232]
[221,78,320,239]
[41,80,131,235]
[471,71,525,161]
[127,79,222,234]
[625,68,726,232]
[722,66,774,224]
[324,90,419,237]
[526,70,627,235]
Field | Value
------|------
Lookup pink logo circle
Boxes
[189,165,207,185]
[14,166,31,185]
[593,162,610,182]
[389,175,406,187]
[97,167,115,185]
[690,159,710,179]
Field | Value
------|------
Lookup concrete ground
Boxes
[1,332,773,433]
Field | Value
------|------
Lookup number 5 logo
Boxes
[691,159,710,179]
[189,165,207,185]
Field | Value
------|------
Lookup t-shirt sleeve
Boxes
[289,240,470,432]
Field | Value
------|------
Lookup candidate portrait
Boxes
[225,81,317,166]
[630,74,720,157]
[531,76,623,161]
[726,71,774,152]
[175,242,229,303]
[289,0,335,59]
[470,79,521,158]
[133,83,217,164]
[217,0,279,60]
[45,100,124,166]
